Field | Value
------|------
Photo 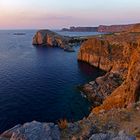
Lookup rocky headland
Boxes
[32,29,87,52]
[32,29,70,48]
[1,23,140,140]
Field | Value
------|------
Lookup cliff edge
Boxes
[78,31,140,113]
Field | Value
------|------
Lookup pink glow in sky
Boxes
[0,0,140,29]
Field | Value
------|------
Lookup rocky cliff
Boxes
[78,32,140,113]
[93,48,140,113]
[0,121,60,140]
[32,30,88,51]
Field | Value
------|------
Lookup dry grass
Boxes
[58,119,68,129]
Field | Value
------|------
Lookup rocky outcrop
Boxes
[80,72,123,107]
[32,30,71,48]
[0,121,60,140]
[78,32,140,113]
[32,30,87,50]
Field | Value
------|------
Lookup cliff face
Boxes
[78,32,140,113]
[32,30,70,48]
[93,48,140,113]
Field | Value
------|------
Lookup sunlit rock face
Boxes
[33,31,44,45]
[78,32,140,113]
[32,30,70,48]
[78,36,132,78]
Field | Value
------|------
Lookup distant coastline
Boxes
[61,23,137,32]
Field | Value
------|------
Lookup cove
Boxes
[0,30,104,133]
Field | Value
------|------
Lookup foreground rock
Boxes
[61,102,140,139]
[0,121,60,140]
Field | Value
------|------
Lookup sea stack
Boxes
[32,30,70,48]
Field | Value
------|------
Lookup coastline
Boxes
[1,23,140,139]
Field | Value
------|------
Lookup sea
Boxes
[0,30,104,132]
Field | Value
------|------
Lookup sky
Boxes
[0,0,140,29]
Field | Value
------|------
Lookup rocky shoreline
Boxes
[78,72,123,107]
[1,23,140,140]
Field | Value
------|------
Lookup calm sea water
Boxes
[0,30,104,132]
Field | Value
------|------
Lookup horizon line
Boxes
[0,22,139,30]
